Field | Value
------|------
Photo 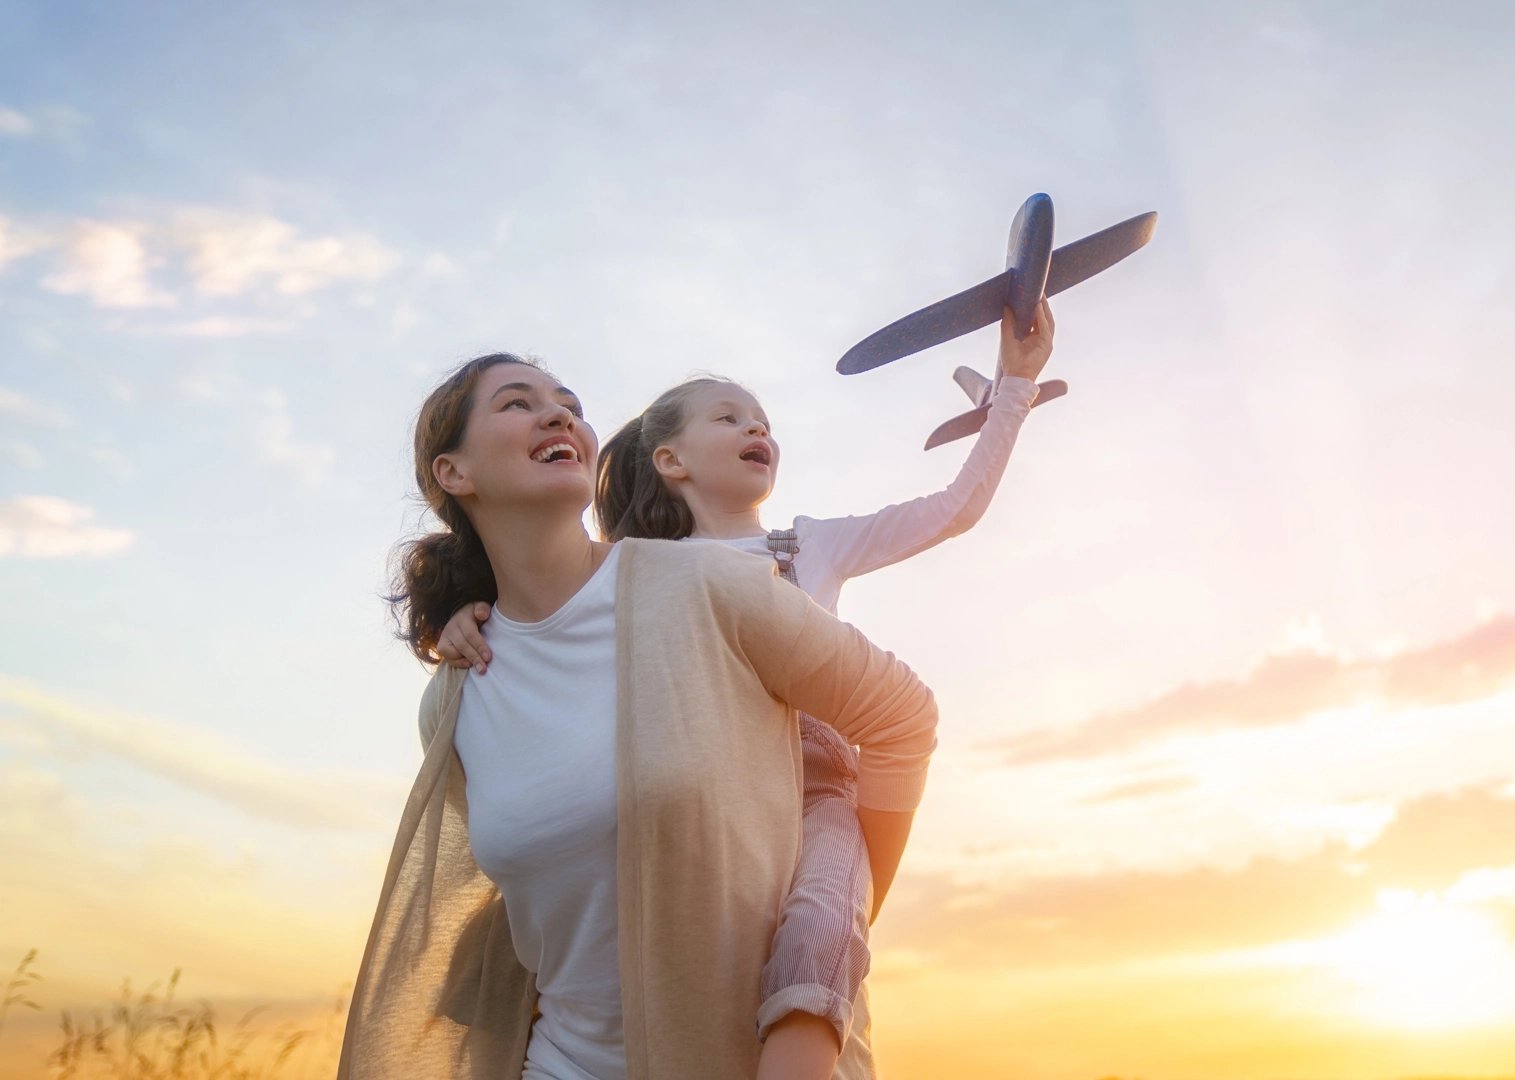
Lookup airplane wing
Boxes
[952,366,994,405]
[923,379,1069,450]
[1044,212,1158,298]
[836,270,1011,374]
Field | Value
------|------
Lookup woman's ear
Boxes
[651,445,688,482]
[433,453,475,498]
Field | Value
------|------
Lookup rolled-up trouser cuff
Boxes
[755,981,854,1049]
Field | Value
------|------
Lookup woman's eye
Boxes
[503,398,529,410]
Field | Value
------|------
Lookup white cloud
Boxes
[174,212,400,297]
[126,315,293,338]
[0,215,52,270]
[2,440,45,469]
[176,368,333,484]
[0,106,32,136]
[420,251,461,278]
[254,387,334,486]
[0,104,86,144]
[0,385,71,427]
[0,495,134,558]
[87,445,136,481]
[42,220,175,309]
[0,675,402,831]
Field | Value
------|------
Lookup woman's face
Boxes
[438,362,598,514]
[660,383,780,510]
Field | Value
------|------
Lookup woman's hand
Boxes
[437,601,493,673]
[998,298,1055,382]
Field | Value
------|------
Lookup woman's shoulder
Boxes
[620,536,782,602]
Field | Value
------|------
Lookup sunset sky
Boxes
[4,2,1515,1077]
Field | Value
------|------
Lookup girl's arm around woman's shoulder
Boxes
[700,543,939,814]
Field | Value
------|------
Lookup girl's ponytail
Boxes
[596,412,694,541]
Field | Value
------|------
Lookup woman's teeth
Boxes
[532,443,578,463]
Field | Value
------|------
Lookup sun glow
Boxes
[1317,889,1515,1030]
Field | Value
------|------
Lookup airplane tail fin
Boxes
[924,379,1070,450]
[952,366,994,405]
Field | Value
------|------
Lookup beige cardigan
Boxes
[337,538,938,1079]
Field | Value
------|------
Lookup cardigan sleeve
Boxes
[709,546,939,812]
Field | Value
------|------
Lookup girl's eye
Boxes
[717,414,735,423]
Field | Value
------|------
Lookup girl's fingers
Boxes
[462,621,491,668]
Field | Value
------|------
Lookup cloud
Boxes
[1078,774,1194,805]
[176,368,333,484]
[123,315,294,338]
[41,220,175,309]
[0,106,32,135]
[0,103,87,144]
[993,613,1515,764]
[9,208,398,313]
[880,784,1515,972]
[86,444,136,481]
[2,440,45,470]
[0,675,403,831]
[173,212,400,297]
[0,385,72,427]
[0,496,133,558]
[252,386,335,485]
[0,215,52,270]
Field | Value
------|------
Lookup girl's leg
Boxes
[757,716,872,1051]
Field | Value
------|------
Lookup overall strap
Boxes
[764,528,800,587]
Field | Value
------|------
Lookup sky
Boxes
[3,1,1515,1077]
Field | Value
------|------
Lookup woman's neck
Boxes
[474,507,609,622]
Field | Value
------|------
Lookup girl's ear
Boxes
[433,453,475,497]
[651,445,688,482]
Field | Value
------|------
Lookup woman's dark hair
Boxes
[389,352,541,662]
[595,376,743,542]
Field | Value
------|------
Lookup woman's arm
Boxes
[722,550,939,868]
[802,301,1056,584]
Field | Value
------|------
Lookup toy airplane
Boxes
[836,192,1156,447]
[923,369,1068,450]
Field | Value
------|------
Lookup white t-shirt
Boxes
[454,545,624,1080]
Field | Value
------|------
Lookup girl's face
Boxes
[659,383,779,510]
[436,362,598,514]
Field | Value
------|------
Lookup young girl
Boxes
[437,302,1057,1078]
[340,354,938,1080]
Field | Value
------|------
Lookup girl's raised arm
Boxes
[802,301,1055,587]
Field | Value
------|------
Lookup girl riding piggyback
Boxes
[440,301,1056,1079]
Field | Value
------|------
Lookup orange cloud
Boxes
[991,614,1515,764]
[877,784,1515,972]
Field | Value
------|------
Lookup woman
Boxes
[338,353,938,1079]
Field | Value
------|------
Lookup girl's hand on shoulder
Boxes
[998,298,1055,382]
[437,602,493,673]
